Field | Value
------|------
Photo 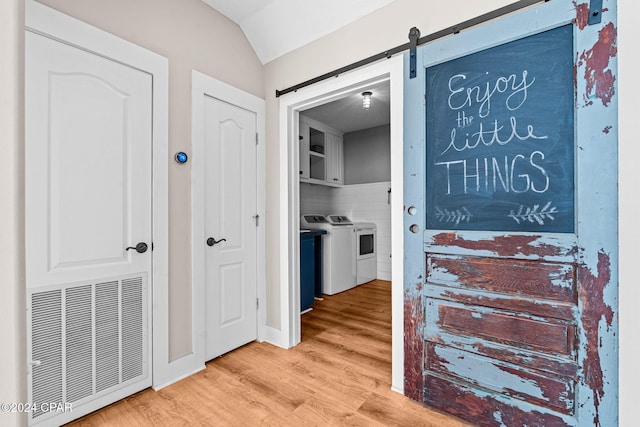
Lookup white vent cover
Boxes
[29,276,147,425]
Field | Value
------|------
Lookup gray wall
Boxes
[344,124,390,184]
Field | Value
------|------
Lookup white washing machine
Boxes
[354,222,377,285]
[301,214,356,295]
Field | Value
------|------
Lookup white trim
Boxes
[618,0,639,424]
[152,364,205,391]
[388,60,404,393]
[25,0,171,407]
[191,70,267,367]
[263,326,288,349]
[299,114,344,139]
[278,56,405,392]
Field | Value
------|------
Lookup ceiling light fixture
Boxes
[362,91,372,110]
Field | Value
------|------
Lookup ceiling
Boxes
[302,81,390,134]
[201,1,392,132]
[201,0,395,64]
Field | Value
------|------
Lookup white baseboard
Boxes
[262,325,289,349]
[152,363,205,391]
[390,385,404,395]
[377,272,392,281]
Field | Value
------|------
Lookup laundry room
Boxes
[298,80,391,302]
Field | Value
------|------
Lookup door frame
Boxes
[191,70,266,367]
[25,0,172,389]
[277,56,405,392]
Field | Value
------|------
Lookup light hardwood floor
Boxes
[67,280,470,426]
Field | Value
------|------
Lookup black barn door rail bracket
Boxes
[408,27,420,79]
[275,0,549,97]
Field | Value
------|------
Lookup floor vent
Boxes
[29,276,146,424]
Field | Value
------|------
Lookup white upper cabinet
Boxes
[299,115,343,187]
[299,120,310,179]
[326,132,343,185]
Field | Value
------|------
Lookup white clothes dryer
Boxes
[301,214,356,295]
[354,222,377,285]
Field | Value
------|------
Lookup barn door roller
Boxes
[408,27,420,79]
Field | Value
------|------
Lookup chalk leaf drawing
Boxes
[435,207,473,225]
[508,202,558,225]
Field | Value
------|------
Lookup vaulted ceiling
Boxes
[201,0,395,64]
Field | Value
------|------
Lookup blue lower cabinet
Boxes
[300,234,315,311]
[300,230,325,312]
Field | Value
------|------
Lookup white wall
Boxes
[299,182,333,216]
[0,0,26,426]
[617,0,638,424]
[36,0,264,362]
[333,183,392,281]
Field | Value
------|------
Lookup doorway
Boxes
[298,80,392,325]
[278,56,404,392]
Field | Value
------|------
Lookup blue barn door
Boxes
[403,1,618,425]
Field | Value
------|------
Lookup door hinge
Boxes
[253,214,260,226]
[256,133,259,145]
[256,298,259,310]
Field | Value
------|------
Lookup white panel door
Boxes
[204,97,258,360]
[26,32,152,287]
[26,29,152,425]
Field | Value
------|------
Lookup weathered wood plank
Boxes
[433,303,576,356]
[423,374,576,427]
[425,343,575,414]
[424,231,578,263]
[423,330,579,378]
[404,288,425,402]
[425,284,576,322]
[427,254,576,304]
[577,251,616,427]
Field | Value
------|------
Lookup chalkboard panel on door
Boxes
[426,25,574,233]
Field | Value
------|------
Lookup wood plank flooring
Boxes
[67,280,470,426]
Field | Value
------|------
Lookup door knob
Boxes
[206,237,227,247]
[126,242,148,253]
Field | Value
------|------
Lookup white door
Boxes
[26,29,152,425]
[203,96,258,360]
